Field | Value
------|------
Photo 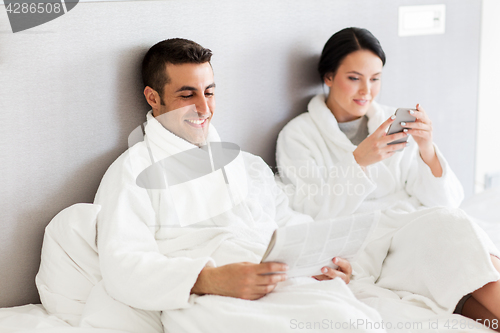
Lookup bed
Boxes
[0,0,496,332]
[1,189,499,333]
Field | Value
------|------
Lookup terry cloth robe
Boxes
[88,111,386,333]
[276,94,464,220]
[276,94,500,319]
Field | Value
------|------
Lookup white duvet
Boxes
[3,197,499,333]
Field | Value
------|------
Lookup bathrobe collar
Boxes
[142,111,250,228]
[144,110,221,156]
[307,94,387,152]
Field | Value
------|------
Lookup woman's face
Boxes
[324,50,383,123]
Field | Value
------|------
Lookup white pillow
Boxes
[36,203,102,326]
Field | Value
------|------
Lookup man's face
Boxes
[153,62,215,146]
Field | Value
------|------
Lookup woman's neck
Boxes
[325,95,362,123]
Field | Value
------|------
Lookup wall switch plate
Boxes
[399,4,446,37]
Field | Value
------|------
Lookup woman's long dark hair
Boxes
[318,27,386,81]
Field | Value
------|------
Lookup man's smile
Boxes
[185,118,209,128]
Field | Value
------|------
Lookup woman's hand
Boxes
[312,257,352,284]
[353,115,408,167]
[400,104,434,158]
[401,104,442,177]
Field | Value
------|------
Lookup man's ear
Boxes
[144,86,161,110]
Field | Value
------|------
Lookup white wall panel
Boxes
[476,0,500,192]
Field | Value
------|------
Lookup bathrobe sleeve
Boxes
[94,152,214,311]
[273,188,314,228]
[245,153,313,228]
[271,175,314,228]
[276,116,377,220]
[402,142,464,208]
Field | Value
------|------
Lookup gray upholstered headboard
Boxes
[0,0,481,307]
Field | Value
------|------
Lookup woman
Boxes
[276,27,500,326]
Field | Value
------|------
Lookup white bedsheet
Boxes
[0,304,128,333]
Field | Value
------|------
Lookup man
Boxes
[90,38,385,332]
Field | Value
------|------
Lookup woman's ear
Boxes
[324,73,334,88]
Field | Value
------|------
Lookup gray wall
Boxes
[0,0,481,307]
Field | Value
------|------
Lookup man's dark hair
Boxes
[142,38,213,99]
[318,27,386,81]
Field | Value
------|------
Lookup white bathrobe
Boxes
[89,111,386,333]
[276,95,500,321]
[276,94,464,220]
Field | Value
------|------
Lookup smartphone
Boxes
[387,108,417,147]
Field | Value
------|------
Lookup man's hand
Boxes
[191,262,288,300]
[312,257,352,284]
